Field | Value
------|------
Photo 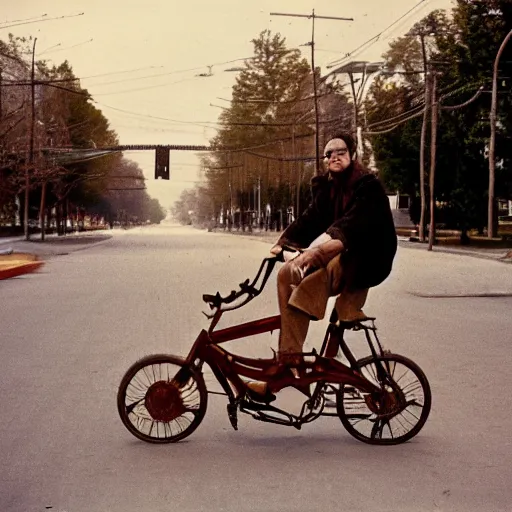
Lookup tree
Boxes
[175,30,352,230]
[365,2,512,239]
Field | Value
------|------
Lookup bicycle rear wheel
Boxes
[117,354,208,443]
[337,353,431,445]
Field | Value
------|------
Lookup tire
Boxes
[117,354,208,444]
[337,353,431,445]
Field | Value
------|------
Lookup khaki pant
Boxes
[277,257,368,356]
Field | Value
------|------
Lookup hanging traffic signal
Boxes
[155,147,170,180]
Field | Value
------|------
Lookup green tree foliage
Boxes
[365,2,512,232]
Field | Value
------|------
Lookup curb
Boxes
[212,228,512,263]
[1,234,113,259]
[409,291,512,298]
[399,239,512,263]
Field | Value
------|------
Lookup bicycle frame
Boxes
[181,255,385,426]
[118,252,432,444]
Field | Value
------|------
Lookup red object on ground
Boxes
[0,260,44,280]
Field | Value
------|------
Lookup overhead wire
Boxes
[92,77,196,96]
[326,0,431,69]
[0,12,84,30]
[39,38,94,56]
[363,81,487,135]
[0,14,47,25]
[80,56,252,86]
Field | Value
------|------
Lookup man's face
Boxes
[323,138,351,173]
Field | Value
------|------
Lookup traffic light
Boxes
[155,147,170,180]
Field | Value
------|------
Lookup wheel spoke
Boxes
[338,354,431,445]
[118,356,207,443]
[402,407,421,423]
[402,380,423,395]
[394,367,409,385]
[126,397,144,415]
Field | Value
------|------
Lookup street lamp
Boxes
[327,60,384,155]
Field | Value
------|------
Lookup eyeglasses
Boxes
[324,148,348,159]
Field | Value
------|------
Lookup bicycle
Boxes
[117,249,432,445]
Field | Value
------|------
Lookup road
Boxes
[1,224,511,512]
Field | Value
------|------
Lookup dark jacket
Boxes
[278,166,397,289]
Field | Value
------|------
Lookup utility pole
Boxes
[409,30,447,243]
[270,11,353,175]
[489,29,512,239]
[292,124,299,216]
[25,37,37,241]
[310,11,320,174]
[428,70,438,251]
[257,175,261,225]
[0,66,3,121]
[416,32,430,243]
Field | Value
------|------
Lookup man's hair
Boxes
[326,132,357,158]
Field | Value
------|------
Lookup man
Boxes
[247,132,397,402]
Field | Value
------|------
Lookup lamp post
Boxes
[327,60,384,157]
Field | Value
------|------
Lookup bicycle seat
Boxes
[337,316,376,330]
[329,303,375,330]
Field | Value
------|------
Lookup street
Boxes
[1,224,511,512]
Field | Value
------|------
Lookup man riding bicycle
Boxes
[247,132,398,402]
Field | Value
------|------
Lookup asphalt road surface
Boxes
[1,224,511,512]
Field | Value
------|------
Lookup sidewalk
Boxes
[212,227,512,264]
[0,231,113,258]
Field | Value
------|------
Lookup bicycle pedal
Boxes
[227,403,238,431]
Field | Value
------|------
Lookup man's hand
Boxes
[270,244,300,262]
[293,239,344,274]
[270,244,282,256]
[292,247,326,273]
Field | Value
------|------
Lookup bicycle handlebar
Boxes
[202,245,301,315]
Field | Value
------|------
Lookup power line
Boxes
[0,12,84,30]
[95,101,221,130]
[39,39,94,56]
[363,82,486,135]
[218,91,333,104]
[326,0,431,69]
[108,175,147,179]
[95,100,340,127]
[93,77,195,96]
[79,66,166,80]
[3,51,253,94]
[364,80,476,131]
[80,56,252,86]
[106,187,146,191]
[440,86,485,111]
[43,82,89,96]
[2,77,79,84]
[363,108,425,135]
[0,14,48,25]
[367,102,425,129]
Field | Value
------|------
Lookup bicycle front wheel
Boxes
[117,354,208,444]
[337,353,431,445]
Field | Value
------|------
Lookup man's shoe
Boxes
[245,381,277,404]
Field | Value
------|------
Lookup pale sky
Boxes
[2,0,455,210]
